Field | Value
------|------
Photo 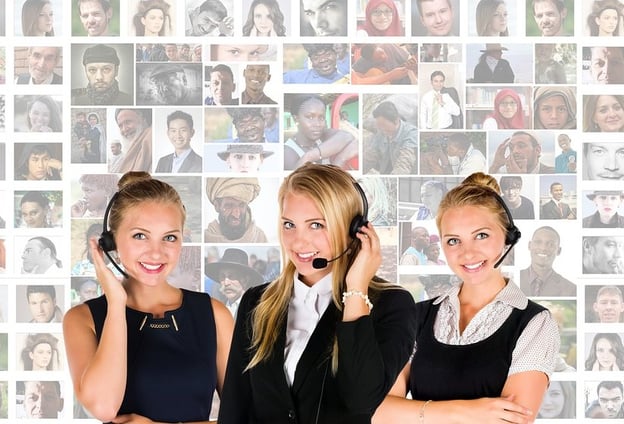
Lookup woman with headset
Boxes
[63,171,233,423]
[218,163,417,423]
[374,172,560,424]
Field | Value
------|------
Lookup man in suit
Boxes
[540,181,574,219]
[520,226,576,296]
[155,110,202,173]
[420,70,461,129]
[16,47,62,85]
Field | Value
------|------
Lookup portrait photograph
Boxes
[526,0,574,36]
[536,380,576,419]
[583,94,624,131]
[465,86,532,130]
[128,0,176,36]
[356,0,405,37]
[487,130,556,174]
[411,0,459,36]
[398,220,444,267]
[70,108,107,164]
[185,0,234,37]
[466,42,533,84]
[70,219,102,277]
[586,284,624,323]
[242,0,291,36]
[398,176,464,222]
[136,62,203,106]
[585,380,624,418]
[583,0,624,36]
[204,143,280,174]
[15,0,63,36]
[582,235,624,275]
[15,284,65,323]
[581,189,624,228]
[152,107,204,174]
[468,0,518,36]
[209,43,277,61]
[497,175,538,220]
[582,137,624,180]
[538,174,577,220]
[14,190,62,229]
[16,380,65,419]
[70,276,101,307]
[204,63,241,106]
[299,0,347,36]
[351,43,418,85]
[71,0,120,36]
[14,95,63,133]
[14,46,63,85]
[15,235,65,276]
[283,43,350,85]
[14,142,63,182]
[583,46,624,85]
[16,332,65,371]
[419,131,487,176]
[585,332,624,371]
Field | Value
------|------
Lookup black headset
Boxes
[98,192,119,252]
[349,181,369,239]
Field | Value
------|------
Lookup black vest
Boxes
[410,299,545,400]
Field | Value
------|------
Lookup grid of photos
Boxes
[0,0,621,420]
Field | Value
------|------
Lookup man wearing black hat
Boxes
[155,110,202,173]
[583,191,624,228]
[472,43,515,83]
[72,44,132,105]
[148,64,201,105]
[218,144,274,173]
[205,248,264,317]
[283,44,348,84]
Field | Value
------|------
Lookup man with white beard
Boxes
[111,108,152,173]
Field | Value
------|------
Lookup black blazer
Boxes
[218,283,417,424]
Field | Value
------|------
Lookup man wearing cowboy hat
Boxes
[72,44,132,105]
[583,190,624,228]
[205,248,264,317]
[155,110,202,173]
[217,144,274,173]
[472,43,515,84]
[148,64,202,105]
[204,177,268,243]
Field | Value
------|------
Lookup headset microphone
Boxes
[311,181,369,270]
[492,191,521,269]
[312,240,355,269]
[98,192,129,279]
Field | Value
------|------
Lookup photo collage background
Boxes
[0,0,622,420]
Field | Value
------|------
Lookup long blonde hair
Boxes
[247,163,396,370]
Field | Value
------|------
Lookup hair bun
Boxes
[118,171,152,190]
[462,172,501,194]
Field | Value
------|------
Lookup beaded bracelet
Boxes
[341,290,373,311]
[419,400,432,424]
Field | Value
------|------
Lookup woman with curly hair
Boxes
[242,0,286,36]
[133,0,172,36]
[21,0,54,36]
[21,333,61,371]
[588,0,624,36]
[585,333,624,371]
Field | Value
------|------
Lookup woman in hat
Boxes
[533,86,577,130]
[583,190,624,227]
[476,0,509,36]
[472,44,515,83]
[217,144,274,173]
[483,88,526,130]
[63,171,233,423]
[218,163,417,423]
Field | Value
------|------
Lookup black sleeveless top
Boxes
[86,289,217,423]
[410,299,545,400]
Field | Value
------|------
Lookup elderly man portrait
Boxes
[155,110,202,173]
[71,44,132,105]
[143,64,202,105]
[75,0,116,36]
[15,46,62,85]
[520,226,576,296]
[204,177,268,243]
[205,248,264,317]
[110,108,152,173]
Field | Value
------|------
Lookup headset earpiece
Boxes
[349,182,369,239]
[99,192,119,252]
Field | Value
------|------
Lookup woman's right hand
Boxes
[89,237,127,306]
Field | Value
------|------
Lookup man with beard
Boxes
[489,131,555,174]
[400,226,430,265]
[111,108,152,173]
[16,46,62,85]
[72,44,132,105]
[531,0,569,36]
[283,44,348,84]
[520,226,576,296]
[155,110,202,173]
[204,177,268,243]
[204,248,264,317]
[76,0,115,36]
[583,236,624,274]
[242,64,277,105]
[229,108,267,143]
[149,64,201,105]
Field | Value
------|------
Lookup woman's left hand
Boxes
[345,222,381,292]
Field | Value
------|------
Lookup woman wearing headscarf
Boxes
[482,88,525,129]
[357,0,404,36]
[533,86,577,129]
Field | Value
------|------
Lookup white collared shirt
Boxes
[171,148,192,173]
[284,272,333,386]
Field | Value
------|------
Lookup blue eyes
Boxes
[131,233,178,242]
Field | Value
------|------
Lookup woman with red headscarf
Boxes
[357,0,404,36]
[482,88,526,129]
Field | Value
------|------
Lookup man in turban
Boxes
[204,177,268,243]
